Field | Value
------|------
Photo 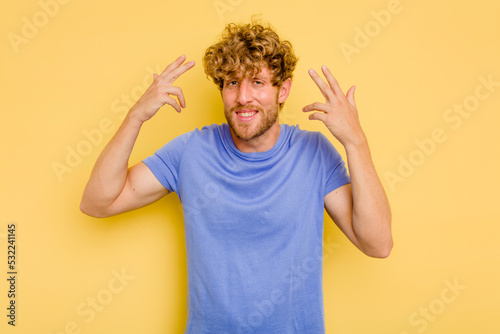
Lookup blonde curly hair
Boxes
[203,22,298,90]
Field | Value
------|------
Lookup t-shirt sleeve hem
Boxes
[324,176,351,197]
[142,156,176,193]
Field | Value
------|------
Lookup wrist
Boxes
[336,128,368,152]
[126,106,148,126]
[343,132,370,157]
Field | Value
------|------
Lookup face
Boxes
[222,67,287,142]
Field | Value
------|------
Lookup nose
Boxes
[236,80,253,105]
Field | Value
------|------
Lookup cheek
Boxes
[221,92,233,106]
[259,91,279,106]
[255,91,272,102]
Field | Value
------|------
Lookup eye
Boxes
[227,80,238,86]
[254,80,263,85]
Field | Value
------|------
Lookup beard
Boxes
[224,97,279,141]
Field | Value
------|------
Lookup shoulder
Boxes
[183,124,226,147]
[194,123,224,137]
[169,124,223,145]
[283,124,333,148]
[145,124,224,166]
[283,124,345,163]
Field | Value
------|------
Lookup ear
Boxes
[278,78,292,104]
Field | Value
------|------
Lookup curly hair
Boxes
[203,22,298,90]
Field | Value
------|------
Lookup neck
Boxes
[230,121,281,153]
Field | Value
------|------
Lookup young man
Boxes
[80,23,392,333]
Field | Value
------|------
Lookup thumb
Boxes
[346,86,357,108]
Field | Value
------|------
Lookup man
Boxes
[80,22,392,333]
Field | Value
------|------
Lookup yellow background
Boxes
[1,0,499,333]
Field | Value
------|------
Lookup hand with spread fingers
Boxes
[303,65,393,259]
[79,55,195,218]
[302,66,366,148]
[130,55,195,123]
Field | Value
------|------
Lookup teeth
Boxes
[239,112,256,118]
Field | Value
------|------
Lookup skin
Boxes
[303,66,393,258]
[222,67,291,152]
[80,55,393,258]
[80,55,193,217]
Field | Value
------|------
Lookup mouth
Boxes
[235,109,259,122]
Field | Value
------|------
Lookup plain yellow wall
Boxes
[1,0,499,333]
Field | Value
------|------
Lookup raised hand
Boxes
[302,66,365,148]
[130,55,195,122]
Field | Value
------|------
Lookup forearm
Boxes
[80,111,144,213]
[344,136,393,257]
[80,56,194,217]
[303,65,392,257]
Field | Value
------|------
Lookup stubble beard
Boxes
[224,97,280,141]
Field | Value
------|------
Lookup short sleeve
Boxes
[317,134,351,196]
[142,131,193,194]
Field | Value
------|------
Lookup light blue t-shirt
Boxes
[143,123,350,334]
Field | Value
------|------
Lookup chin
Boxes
[225,107,279,142]
[231,125,260,141]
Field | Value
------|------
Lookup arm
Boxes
[302,66,393,258]
[80,55,195,218]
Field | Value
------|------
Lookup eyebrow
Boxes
[252,74,270,82]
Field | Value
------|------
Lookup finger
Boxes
[308,69,335,103]
[308,112,328,123]
[165,60,195,85]
[302,102,330,113]
[321,66,344,97]
[163,95,182,113]
[163,86,186,109]
[159,55,187,78]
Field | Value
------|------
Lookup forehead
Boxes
[230,66,273,79]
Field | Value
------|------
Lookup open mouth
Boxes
[236,110,258,122]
